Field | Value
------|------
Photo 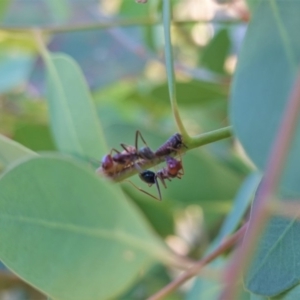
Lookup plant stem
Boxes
[147,224,247,300]
[189,126,232,148]
[219,71,300,300]
[1,18,246,34]
[162,0,190,142]
[99,126,233,182]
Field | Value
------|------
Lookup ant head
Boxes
[166,157,182,176]
[101,154,114,170]
[139,170,156,184]
[139,147,156,160]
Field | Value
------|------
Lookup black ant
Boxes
[128,156,184,201]
[154,133,187,157]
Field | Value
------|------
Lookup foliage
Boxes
[0,0,299,300]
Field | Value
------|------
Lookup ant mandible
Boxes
[128,156,184,201]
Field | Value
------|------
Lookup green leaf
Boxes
[14,122,56,151]
[251,284,300,300]
[230,0,300,194]
[0,155,170,300]
[123,184,175,238]
[150,80,228,106]
[162,0,176,106]
[246,0,261,12]
[245,195,300,296]
[201,28,231,74]
[45,53,107,158]
[0,0,10,21]
[0,134,36,168]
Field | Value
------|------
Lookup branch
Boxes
[163,0,190,141]
[97,126,232,182]
[0,18,247,34]
[147,223,247,300]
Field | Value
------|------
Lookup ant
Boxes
[128,156,184,201]
[100,130,156,175]
[112,130,156,165]
[154,133,187,158]
[100,149,126,176]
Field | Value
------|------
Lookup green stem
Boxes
[188,126,233,148]
[1,18,246,33]
[162,0,190,142]
[102,126,233,182]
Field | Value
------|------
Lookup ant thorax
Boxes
[123,145,136,153]
[139,146,156,160]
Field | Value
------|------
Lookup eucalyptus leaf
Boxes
[0,0,10,21]
[201,28,231,74]
[0,134,36,168]
[250,284,300,300]
[231,2,300,295]
[0,155,170,300]
[151,80,227,106]
[250,279,300,300]
[245,195,300,296]
[230,0,300,194]
[45,53,106,158]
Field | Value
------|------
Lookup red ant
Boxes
[113,130,156,165]
[128,156,184,201]
[154,133,187,157]
[100,130,156,175]
[100,150,125,176]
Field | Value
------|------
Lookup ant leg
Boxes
[126,180,161,201]
[110,148,121,155]
[176,150,184,175]
[120,143,131,153]
[157,173,168,189]
[135,130,156,160]
[136,130,153,150]
[135,130,147,149]
[154,176,162,201]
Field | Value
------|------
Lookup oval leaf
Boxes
[230,0,300,194]
[245,194,300,296]
[0,134,36,168]
[0,155,169,300]
[45,53,106,158]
